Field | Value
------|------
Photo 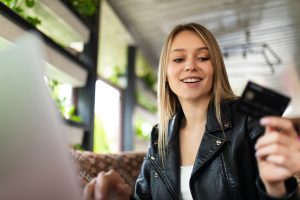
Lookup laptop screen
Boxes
[0,33,81,200]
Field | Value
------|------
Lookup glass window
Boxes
[94,79,121,153]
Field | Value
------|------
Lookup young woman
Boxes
[83,23,300,200]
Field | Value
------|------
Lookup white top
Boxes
[180,165,193,200]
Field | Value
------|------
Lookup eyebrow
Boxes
[170,47,208,53]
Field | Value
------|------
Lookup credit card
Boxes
[237,81,291,118]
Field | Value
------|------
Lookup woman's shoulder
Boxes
[219,98,242,117]
[150,124,159,139]
[148,124,159,151]
[222,97,241,106]
[223,97,250,114]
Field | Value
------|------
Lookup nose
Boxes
[184,59,197,71]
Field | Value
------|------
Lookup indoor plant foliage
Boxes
[48,79,81,122]
[136,90,157,114]
[0,0,41,27]
[69,0,100,17]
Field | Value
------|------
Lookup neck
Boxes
[180,95,211,129]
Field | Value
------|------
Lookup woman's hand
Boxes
[255,116,300,197]
[83,169,132,200]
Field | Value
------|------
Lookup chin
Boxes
[185,93,212,101]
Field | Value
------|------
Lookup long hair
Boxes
[157,23,237,160]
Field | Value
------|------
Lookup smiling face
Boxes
[166,30,214,103]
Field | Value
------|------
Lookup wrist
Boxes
[264,181,286,198]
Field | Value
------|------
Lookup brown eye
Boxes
[197,57,209,62]
[173,58,184,63]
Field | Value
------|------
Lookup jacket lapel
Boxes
[164,110,183,198]
[150,111,182,199]
[192,132,226,173]
[192,101,232,174]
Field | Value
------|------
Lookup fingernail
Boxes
[259,118,268,125]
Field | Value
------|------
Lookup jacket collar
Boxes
[206,101,232,132]
[167,100,233,145]
[167,108,183,146]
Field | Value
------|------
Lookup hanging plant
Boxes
[48,79,82,123]
[69,0,99,17]
[106,65,126,87]
[136,51,157,91]
[136,90,157,114]
[140,70,157,91]
[0,0,41,27]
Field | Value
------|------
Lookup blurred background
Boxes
[0,0,299,153]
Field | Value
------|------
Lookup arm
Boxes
[134,125,159,200]
[133,153,153,200]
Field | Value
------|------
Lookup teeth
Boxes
[182,78,201,83]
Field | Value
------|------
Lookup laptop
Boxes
[0,33,82,200]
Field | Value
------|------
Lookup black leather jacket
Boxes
[134,100,299,200]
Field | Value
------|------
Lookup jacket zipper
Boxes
[147,154,176,200]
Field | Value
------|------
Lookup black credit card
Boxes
[237,81,291,118]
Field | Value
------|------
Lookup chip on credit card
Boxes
[237,81,291,118]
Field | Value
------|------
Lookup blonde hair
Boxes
[157,23,237,160]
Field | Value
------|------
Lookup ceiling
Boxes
[106,0,300,116]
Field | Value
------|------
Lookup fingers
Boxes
[256,131,300,165]
[83,169,131,200]
[265,155,287,165]
[256,144,288,158]
[116,183,132,199]
[255,131,289,149]
[260,117,298,137]
[83,178,96,200]
[94,170,119,199]
[255,116,300,191]
[94,172,108,200]
[94,170,129,200]
[256,117,300,177]
[106,169,126,184]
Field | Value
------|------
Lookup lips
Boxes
[180,77,203,83]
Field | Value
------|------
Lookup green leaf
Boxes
[13,6,23,14]
[68,105,76,115]
[0,0,14,7]
[69,0,99,17]
[73,143,83,150]
[26,16,41,27]
[25,0,35,8]
[70,115,81,122]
